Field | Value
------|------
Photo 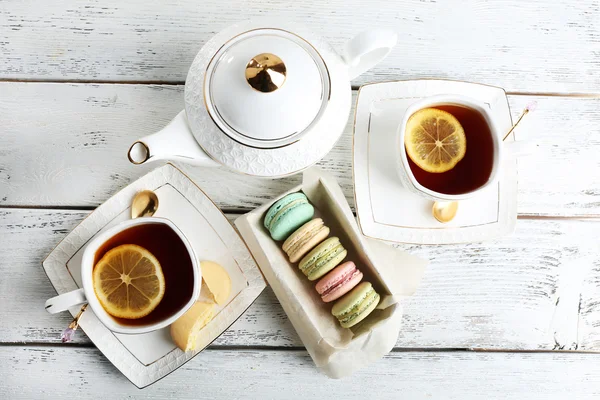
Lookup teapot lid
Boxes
[204,29,330,148]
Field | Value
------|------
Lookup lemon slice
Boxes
[93,244,165,319]
[404,108,467,173]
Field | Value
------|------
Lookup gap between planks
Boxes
[0,205,598,221]
[3,342,600,355]
[1,78,600,98]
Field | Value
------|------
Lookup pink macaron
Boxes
[315,261,363,303]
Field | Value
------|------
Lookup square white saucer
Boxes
[353,80,518,244]
[42,163,266,388]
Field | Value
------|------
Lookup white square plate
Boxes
[353,80,518,244]
[43,163,266,388]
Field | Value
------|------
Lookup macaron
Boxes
[331,282,380,328]
[299,237,347,281]
[282,218,330,263]
[264,192,314,241]
[315,261,363,303]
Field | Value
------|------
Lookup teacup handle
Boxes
[504,140,536,157]
[343,29,397,80]
[45,288,87,314]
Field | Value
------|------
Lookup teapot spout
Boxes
[127,110,220,168]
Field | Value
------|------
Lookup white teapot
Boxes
[128,19,396,177]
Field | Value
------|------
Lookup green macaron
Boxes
[298,237,347,281]
[264,192,314,241]
[331,282,380,328]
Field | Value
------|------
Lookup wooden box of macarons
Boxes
[235,167,427,378]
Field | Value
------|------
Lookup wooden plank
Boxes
[2,208,600,351]
[2,346,600,399]
[2,1,600,93]
[1,82,599,215]
[508,96,600,217]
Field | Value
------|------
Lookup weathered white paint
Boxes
[2,346,600,399]
[1,82,599,215]
[2,208,599,351]
[1,1,600,93]
[2,1,600,397]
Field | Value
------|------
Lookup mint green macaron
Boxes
[331,282,380,328]
[298,237,347,281]
[264,192,314,241]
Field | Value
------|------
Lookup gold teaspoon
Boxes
[131,190,159,219]
[431,102,537,223]
[432,201,459,223]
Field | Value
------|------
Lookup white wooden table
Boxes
[1,1,600,398]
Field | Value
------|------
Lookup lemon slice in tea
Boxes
[404,108,467,173]
[93,244,165,319]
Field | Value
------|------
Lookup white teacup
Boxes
[396,94,533,201]
[44,217,201,334]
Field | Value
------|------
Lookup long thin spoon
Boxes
[502,101,537,141]
[432,101,537,223]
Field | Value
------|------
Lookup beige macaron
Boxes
[282,218,330,263]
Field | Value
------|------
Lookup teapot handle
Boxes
[343,29,397,80]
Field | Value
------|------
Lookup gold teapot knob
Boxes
[245,53,286,93]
